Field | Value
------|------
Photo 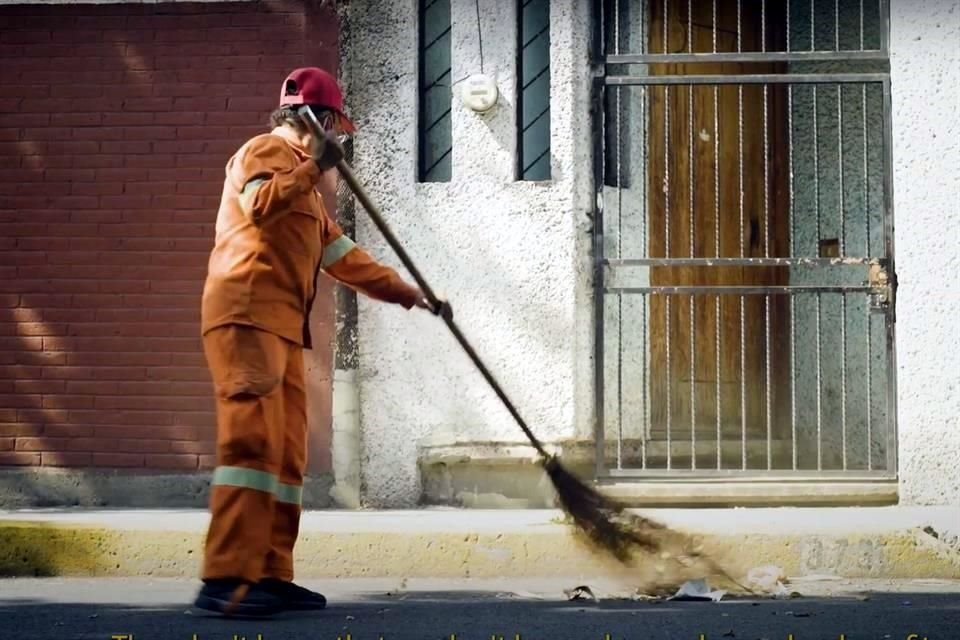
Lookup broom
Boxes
[299,108,747,590]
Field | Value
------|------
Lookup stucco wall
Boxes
[344,0,593,506]
[345,0,959,507]
[889,0,960,505]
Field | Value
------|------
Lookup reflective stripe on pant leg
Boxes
[212,465,279,495]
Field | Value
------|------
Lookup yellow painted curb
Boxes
[1,519,957,581]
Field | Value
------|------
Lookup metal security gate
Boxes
[591,0,898,483]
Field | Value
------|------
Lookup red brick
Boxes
[18,293,71,308]
[199,454,216,469]
[123,126,177,141]
[145,453,198,470]
[227,96,275,111]
[0,452,40,466]
[46,140,99,155]
[44,223,100,237]
[14,350,68,366]
[99,141,148,155]
[41,452,93,467]
[52,112,103,128]
[42,424,93,438]
[98,224,152,238]
[21,154,73,170]
[80,127,127,141]
[122,97,173,112]
[169,440,214,455]
[1,30,52,44]
[67,351,170,367]
[92,453,143,467]
[95,425,195,442]
[0,423,42,437]
[0,337,42,351]
[152,111,201,127]
[42,395,95,410]
[17,409,69,425]
[95,394,210,411]
[83,155,125,169]
[0,393,41,409]
[95,168,149,182]
[15,379,66,394]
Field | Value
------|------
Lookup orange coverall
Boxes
[200,126,421,584]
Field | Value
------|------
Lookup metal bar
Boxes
[860,0,865,52]
[592,74,606,479]
[791,297,797,470]
[766,294,772,469]
[864,75,872,471]
[787,0,791,53]
[666,296,673,470]
[665,72,673,471]
[713,74,721,472]
[789,77,797,472]
[879,0,890,54]
[839,88,846,256]
[688,54,696,469]
[712,0,717,54]
[605,285,875,294]
[835,0,840,51]
[604,257,878,266]
[642,80,649,470]
[841,293,848,470]
[663,0,668,55]
[716,294,722,470]
[614,7,623,472]
[816,292,823,471]
[811,0,816,52]
[605,74,889,86]
[740,295,746,471]
[691,294,696,470]
[882,76,898,474]
[603,469,897,480]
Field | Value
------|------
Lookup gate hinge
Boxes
[868,262,897,311]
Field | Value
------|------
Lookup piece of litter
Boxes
[746,565,787,593]
[564,585,598,602]
[785,611,811,617]
[902,600,912,606]
[345,615,355,621]
[669,579,726,602]
[856,595,871,601]
[88,614,98,619]
[723,630,735,637]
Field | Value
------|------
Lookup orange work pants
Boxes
[200,324,307,584]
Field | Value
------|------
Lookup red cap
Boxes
[279,67,356,134]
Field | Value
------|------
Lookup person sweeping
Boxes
[195,67,448,617]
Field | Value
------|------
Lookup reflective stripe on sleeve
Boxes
[320,235,357,268]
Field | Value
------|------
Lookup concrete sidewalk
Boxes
[0,507,957,581]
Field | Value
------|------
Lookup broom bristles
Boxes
[542,455,752,594]
[543,455,666,562]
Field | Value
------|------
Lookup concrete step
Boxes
[0,507,957,583]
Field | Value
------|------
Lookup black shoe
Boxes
[193,579,284,617]
[259,578,327,610]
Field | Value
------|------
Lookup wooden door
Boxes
[645,0,792,464]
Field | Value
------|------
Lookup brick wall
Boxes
[0,1,338,475]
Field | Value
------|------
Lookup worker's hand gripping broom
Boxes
[298,108,744,584]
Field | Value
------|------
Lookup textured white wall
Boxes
[344,0,593,507]
[344,0,960,507]
[889,0,960,505]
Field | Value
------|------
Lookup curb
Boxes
[1,509,958,581]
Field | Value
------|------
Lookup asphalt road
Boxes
[0,578,957,640]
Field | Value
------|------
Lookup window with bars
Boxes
[419,0,452,182]
[518,0,551,181]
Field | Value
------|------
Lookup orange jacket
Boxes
[201,126,421,349]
